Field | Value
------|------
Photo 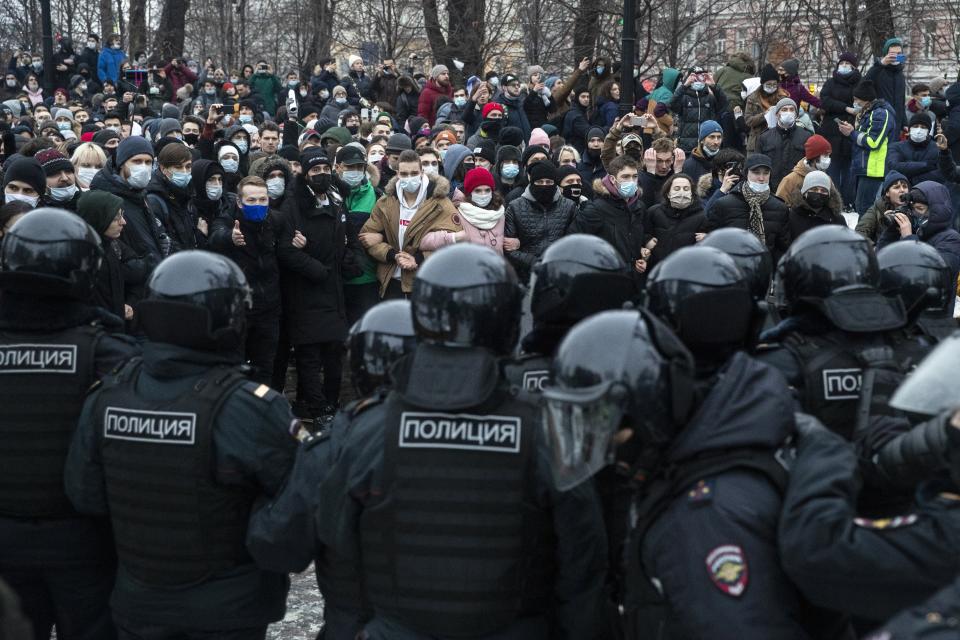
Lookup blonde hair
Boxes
[70,142,107,168]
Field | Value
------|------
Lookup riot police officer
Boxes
[247,299,417,640]
[866,576,960,640]
[314,243,607,640]
[0,208,137,640]
[878,239,957,347]
[699,227,776,335]
[757,225,909,440]
[542,309,847,638]
[504,233,634,396]
[65,250,298,640]
[778,333,960,625]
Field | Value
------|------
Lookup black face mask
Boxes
[530,184,556,205]
[586,147,601,160]
[481,119,502,137]
[346,124,359,135]
[183,132,199,146]
[562,184,582,201]
[804,192,830,210]
[309,173,333,192]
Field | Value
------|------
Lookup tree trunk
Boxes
[864,0,895,57]
[305,0,334,70]
[572,0,600,66]
[447,0,483,78]
[152,0,190,61]
[128,0,146,54]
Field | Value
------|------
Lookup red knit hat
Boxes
[481,102,504,119]
[463,167,495,195]
[804,134,832,161]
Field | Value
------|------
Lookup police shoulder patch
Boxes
[705,545,748,597]
[243,381,278,402]
[349,392,386,417]
[853,514,918,529]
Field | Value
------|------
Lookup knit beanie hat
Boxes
[473,139,497,165]
[760,63,778,84]
[34,148,74,176]
[529,127,550,147]
[463,167,495,195]
[882,37,903,56]
[2,157,45,195]
[481,103,505,119]
[804,134,832,161]
[300,147,330,172]
[54,107,74,122]
[430,64,449,80]
[499,126,524,147]
[838,52,859,66]
[433,130,458,146]
[495,145,521,165]
[909,112,932,129]
[77,190,123,235]
[527,65,545,79]
[853,79,877,102]
[115,136,154,167]
[385,132,412,153]
[698,120,722,140]
[92,129,120,148]
[780,58,800,77]
[158,117,181,139]
[774,97,797,114]
[801,170,831,195]
[348,55,363,68]
[527,159,558,183]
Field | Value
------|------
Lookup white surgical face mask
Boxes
[126,164,151,189]
[423,165,439,176]
[220,158,239,173]
[748,180,769,193]
[816,157,832,171]
[77,166,100,186]
[49,184,78,202]
[342,169,365,186]
[472,191,492,207]
[779,112,796,127]
[266,176,285,197]
[909,127,929,143]
[399,176,421,193]
[368,152,384,164]
[205,183,222,200]
[4,192,39,207]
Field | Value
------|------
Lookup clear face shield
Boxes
[542,381,625,491]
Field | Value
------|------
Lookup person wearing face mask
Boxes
[359,148,459,300]
[320,85,351,123]
[865,37,907,132]
[341,55,373,106]
[708,153,791,264]
[671,65,729,154]
[838,79,897,215]
[466,101,506,148]
[0,71,20,101]
[1,157,45,209]
[215,142,243,194]
[90,136,166,296]
[757,97,812,191]
[440,143,476,202]
[245,59,281,115]
[77,34,100,75]
[370,59,399,106]
[588,57,613,101]
[744,63,789,152]
[776,134,845,211]
[682,120,724,184]
[491,73,532,140]
[572,155,653,279]
[35,148,81,211]
[818,52,862,208]
[394,74,421,133]
[578,127,607,186]
[70,142,108,191]
[643,172,708,268]
[557,165,588,210]
[776,58,821,110]
[335,144,383,324]
[886,113,942,188]
[145,142,200,253]
[786,170,845,241]
[877,182,960,291]
[97,34,126,85]
[186,159,229,242]
[494,145,523,197]
[906,83,937,133]
[417,65,454,126]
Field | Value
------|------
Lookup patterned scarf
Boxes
[741,183,769,244]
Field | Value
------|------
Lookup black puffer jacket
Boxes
[706,185,791,263]
[275,179,365,345]
[670,85,728,154]
[756,125,812,191]
[643,198,708,267]
[819,65,860,163]
[504,186,577,284]
[571,179,649,268]
[209,199,282,318]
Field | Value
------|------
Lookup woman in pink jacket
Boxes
[421,167,520,255]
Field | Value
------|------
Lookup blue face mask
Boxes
[921,96,932,108]
[242,203,268,222]
[238,114,253,124]
[454,96,466,107]
[595,66,605,75]
[617,180,638,198]
[233,139,248,154]
[169,170,191,188]
[501,164,520,179]
[692,81,706,91]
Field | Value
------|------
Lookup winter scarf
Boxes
[601,174,641,206]
[741,183,768,244]
[458,201,504,230]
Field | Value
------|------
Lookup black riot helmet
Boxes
[348,300,416,396]
[0,207,102,299]
[411,243,522,355]
[137,250,252,352]
[531,233,634,326]
[773,225,906,332]
[645,246,753,360]
[700,228,772,301]
[878,240,952,321]
[542,309,696,490]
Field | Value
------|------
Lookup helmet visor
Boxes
[891,333,960,416]
[542,381,623,491]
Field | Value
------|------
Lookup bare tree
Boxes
[152,0,191,61]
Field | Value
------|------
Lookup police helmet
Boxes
[530,234,634,326]
[542,309,695,490]
[411,243,522,355]
[645,246,753,359]
[0,207,102,299]
[773,225,905,332]
[878,240,952,320]
[348,300,416,396]
[137,250,252,351]
[700,228,773,301]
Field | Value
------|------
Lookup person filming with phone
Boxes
[865,37,907,131]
